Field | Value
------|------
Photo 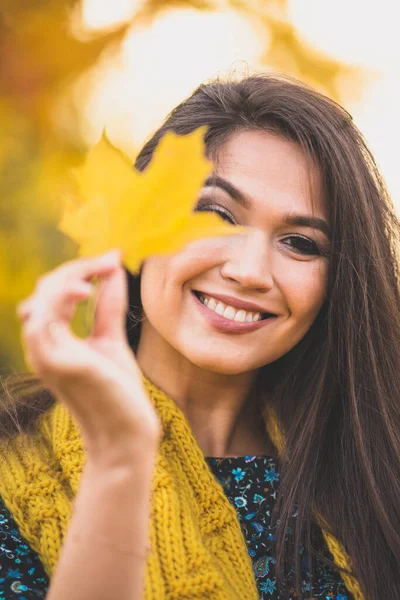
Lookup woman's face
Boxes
[138,130,329,375]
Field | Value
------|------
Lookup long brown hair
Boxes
[1,74,400,598]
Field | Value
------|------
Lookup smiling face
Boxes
[137,130,329,376]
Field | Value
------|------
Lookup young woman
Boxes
[0,74,399,600]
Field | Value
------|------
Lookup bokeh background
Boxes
[1,0,398,375]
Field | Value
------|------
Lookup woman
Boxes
[0,74,399,600]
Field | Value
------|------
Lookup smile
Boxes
[198,292,265,322]
[192,291,277,334]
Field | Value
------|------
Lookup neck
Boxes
[137,333,276,458]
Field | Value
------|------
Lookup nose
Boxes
[219,229,274,292]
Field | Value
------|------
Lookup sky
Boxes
[78,0,400,209]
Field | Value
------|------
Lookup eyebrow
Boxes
[203,175,331,238]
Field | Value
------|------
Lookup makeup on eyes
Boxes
[194,197,329,258]
[195,199,237,224]
[200,175,330,235]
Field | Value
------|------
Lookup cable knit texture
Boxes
[0,373,364,599]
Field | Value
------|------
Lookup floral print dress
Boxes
[205,455,352,599]
[0,455,352,599]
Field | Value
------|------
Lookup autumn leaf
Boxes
[58,127,245,273]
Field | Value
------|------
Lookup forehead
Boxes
[214,129,326,219]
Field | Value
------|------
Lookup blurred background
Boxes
[0,0,398,375]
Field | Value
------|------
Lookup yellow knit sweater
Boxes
[0,373,364,599]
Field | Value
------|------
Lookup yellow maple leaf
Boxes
[58,127,245,273]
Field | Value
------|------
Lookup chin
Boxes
[181,346,258,376]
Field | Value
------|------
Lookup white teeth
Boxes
[223,306,236,320]
[208,297,217,310]
[233,310,246,322]
[199,293,264,323]
[214,302,225,315]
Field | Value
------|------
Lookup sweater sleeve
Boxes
[0,496,49,598]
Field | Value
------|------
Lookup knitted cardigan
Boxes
[0,373,364,599]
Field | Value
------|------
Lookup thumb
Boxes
[91,256,129,340]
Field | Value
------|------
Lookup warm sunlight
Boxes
[288,0,400,206]
[81,0,140,30]
[79,8,265,152]
[78,0,400,208]
[3,0,399,377]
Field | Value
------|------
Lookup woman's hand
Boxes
[16,250,161,463]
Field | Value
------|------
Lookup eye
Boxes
[282,235,321,256]
[195,203,237,225]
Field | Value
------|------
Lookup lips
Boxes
[191,291,277,334]
[193,290,276,318]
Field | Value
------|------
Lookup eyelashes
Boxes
[195,202,324,257]
[281,235,321,256]
[195,203,237,225]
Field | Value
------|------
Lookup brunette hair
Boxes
[1,74,399,598]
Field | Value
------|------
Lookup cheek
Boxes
[139,255,194,340]
[284,261,328,322]
[139,238,233,320]
[140,257,171,317]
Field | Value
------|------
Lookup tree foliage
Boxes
[0,0,359,374]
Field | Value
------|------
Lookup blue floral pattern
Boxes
[0,507,48,598]
[205,455,353,599]
[0,455,353,599]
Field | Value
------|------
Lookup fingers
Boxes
[17,250,121,322]
[17,281,94,321]
[54,249,122,283]
[16,250,124,375]
[20,317,98,384]
[90,264,129,340]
